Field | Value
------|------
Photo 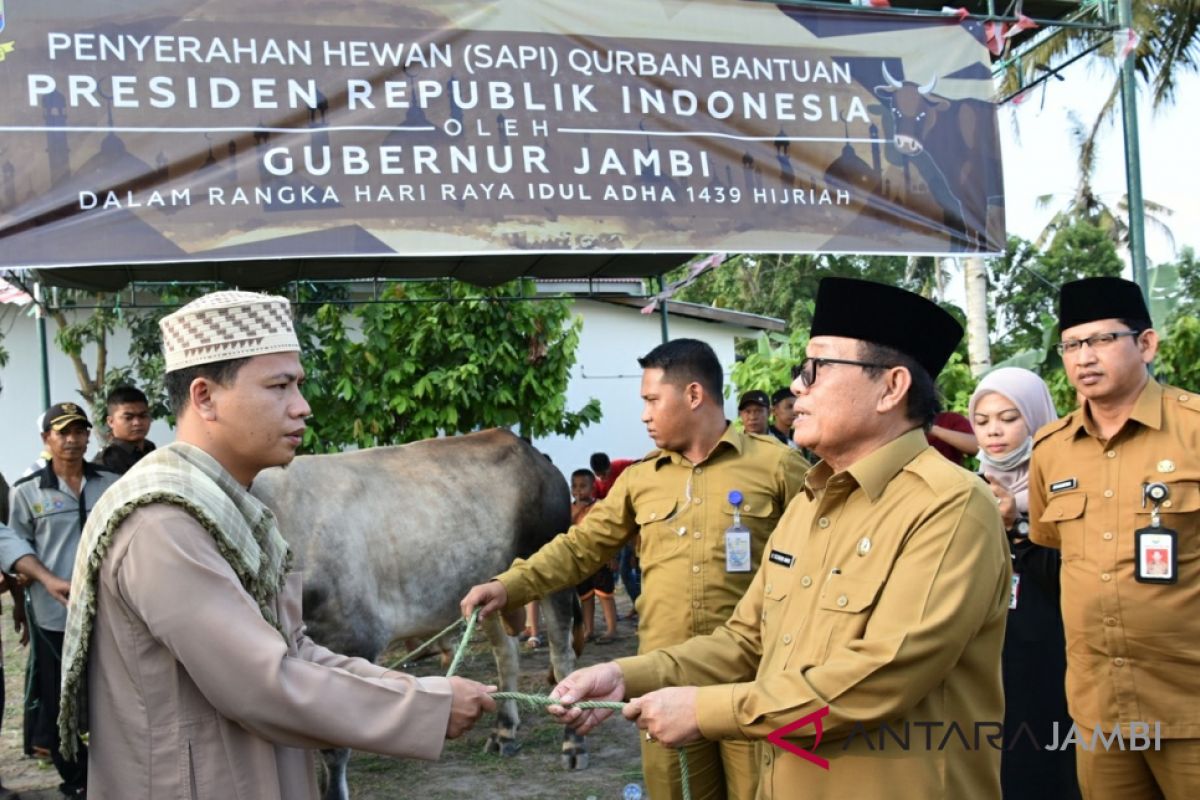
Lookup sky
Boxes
[998,56,1198,267]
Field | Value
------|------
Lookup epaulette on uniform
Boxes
[1033,414,1074,447]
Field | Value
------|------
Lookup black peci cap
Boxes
[809,277,963,378]
[1058,277,1150,332]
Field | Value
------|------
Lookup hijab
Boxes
[968,367,1059,513]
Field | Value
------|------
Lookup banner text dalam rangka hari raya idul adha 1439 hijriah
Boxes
[0,0,1005,270]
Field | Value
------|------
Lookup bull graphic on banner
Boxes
[871,63,1002,253]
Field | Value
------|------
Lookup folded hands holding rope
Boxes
[547,662,704,748]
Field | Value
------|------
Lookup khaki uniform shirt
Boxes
[618,430,1010,800]
[1029,380,1200,738]
[498,425,809,652]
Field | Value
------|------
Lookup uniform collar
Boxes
[654,422,742,469]
[803,427,929,502]
[39,459,106,490]
[1077,378,1163,438]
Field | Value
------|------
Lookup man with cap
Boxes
[0,402,120,796]
[737,390,770,436]
[462,338,809,800]
[767,387,798,448]
[1029,277,1200,799]
[58,291,495,799]
[544,278,1011,800]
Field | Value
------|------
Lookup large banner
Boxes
[0,0,1005,271]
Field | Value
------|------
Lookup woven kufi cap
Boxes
[160,291,299,373]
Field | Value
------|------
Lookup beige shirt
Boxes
[1029,380,1200,737]
[87,504,453,799]
[498,424,809,652]
[618,430,1010,799]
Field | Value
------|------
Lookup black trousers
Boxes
[32,626,87,794]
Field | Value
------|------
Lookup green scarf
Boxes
[59,442,292,759]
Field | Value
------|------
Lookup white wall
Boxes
[533,299,751,477]
[0,299,758,486]
[0,305,175,483]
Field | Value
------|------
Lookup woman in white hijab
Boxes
[970,367,1079,800]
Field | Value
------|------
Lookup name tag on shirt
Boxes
[1049,478,1078,493]
[1009,573,1021,610]
[725,529,751,573]
[768,549,795,568]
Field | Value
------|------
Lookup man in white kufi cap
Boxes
[60,291,496,799]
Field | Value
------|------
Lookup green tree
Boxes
[665,253,911,333]
[989,222,1123,361]
[299,279,600,451]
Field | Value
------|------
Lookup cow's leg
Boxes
[481,613,522,757]
[319,748,351,800]
[541,588,589,770]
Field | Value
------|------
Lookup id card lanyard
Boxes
[725,490,752,573]
[1135,482,1178,585]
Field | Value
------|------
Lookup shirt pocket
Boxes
[1135,480,1200,555]
[1038,492,1088,562]
[814,573,885,663]
[635,497,682,566]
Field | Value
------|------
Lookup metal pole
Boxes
[657,276,670,343]
[1117,0,1149,301]
[35,282,51,407]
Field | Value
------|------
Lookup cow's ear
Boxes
[929,97,951,111]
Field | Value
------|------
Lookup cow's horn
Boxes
[918,76,938,96]
[880,62,903,89]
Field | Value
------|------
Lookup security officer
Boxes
[0,402,119,796]
[738,390,771,436]
[462,338,809,800]
[544,278,1011,800]
[1029,277,1200,799]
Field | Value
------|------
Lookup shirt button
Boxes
[1104,617,1117,627]
[678,526,687,536]
[692,600,700,608]
[692,565,701,574]
[1106,450,1116,458]
[694,467,703,475]
[836,595,849,608]
[1103,489,1114,498]
[783,634,793,644]
[765,583,773,595]
[1164,500,1173,509]
[694,498,703,506]
[1103,532,1114,541]
[1101,573,1112,582]
[800,576,813,588]
[694,531,702,539]
[1181,394,1191,403]
[818,517,830,529]
[1113,657,1125,667]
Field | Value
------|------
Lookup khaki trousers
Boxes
[640,735,758,800]
[1076,732,1200,800]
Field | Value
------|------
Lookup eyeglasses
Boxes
[1055,330,1141,356]
[791,357,893,388]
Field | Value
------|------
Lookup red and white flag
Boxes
[0,278,32,306]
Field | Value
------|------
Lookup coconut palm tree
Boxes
[1032,112,1175,253]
